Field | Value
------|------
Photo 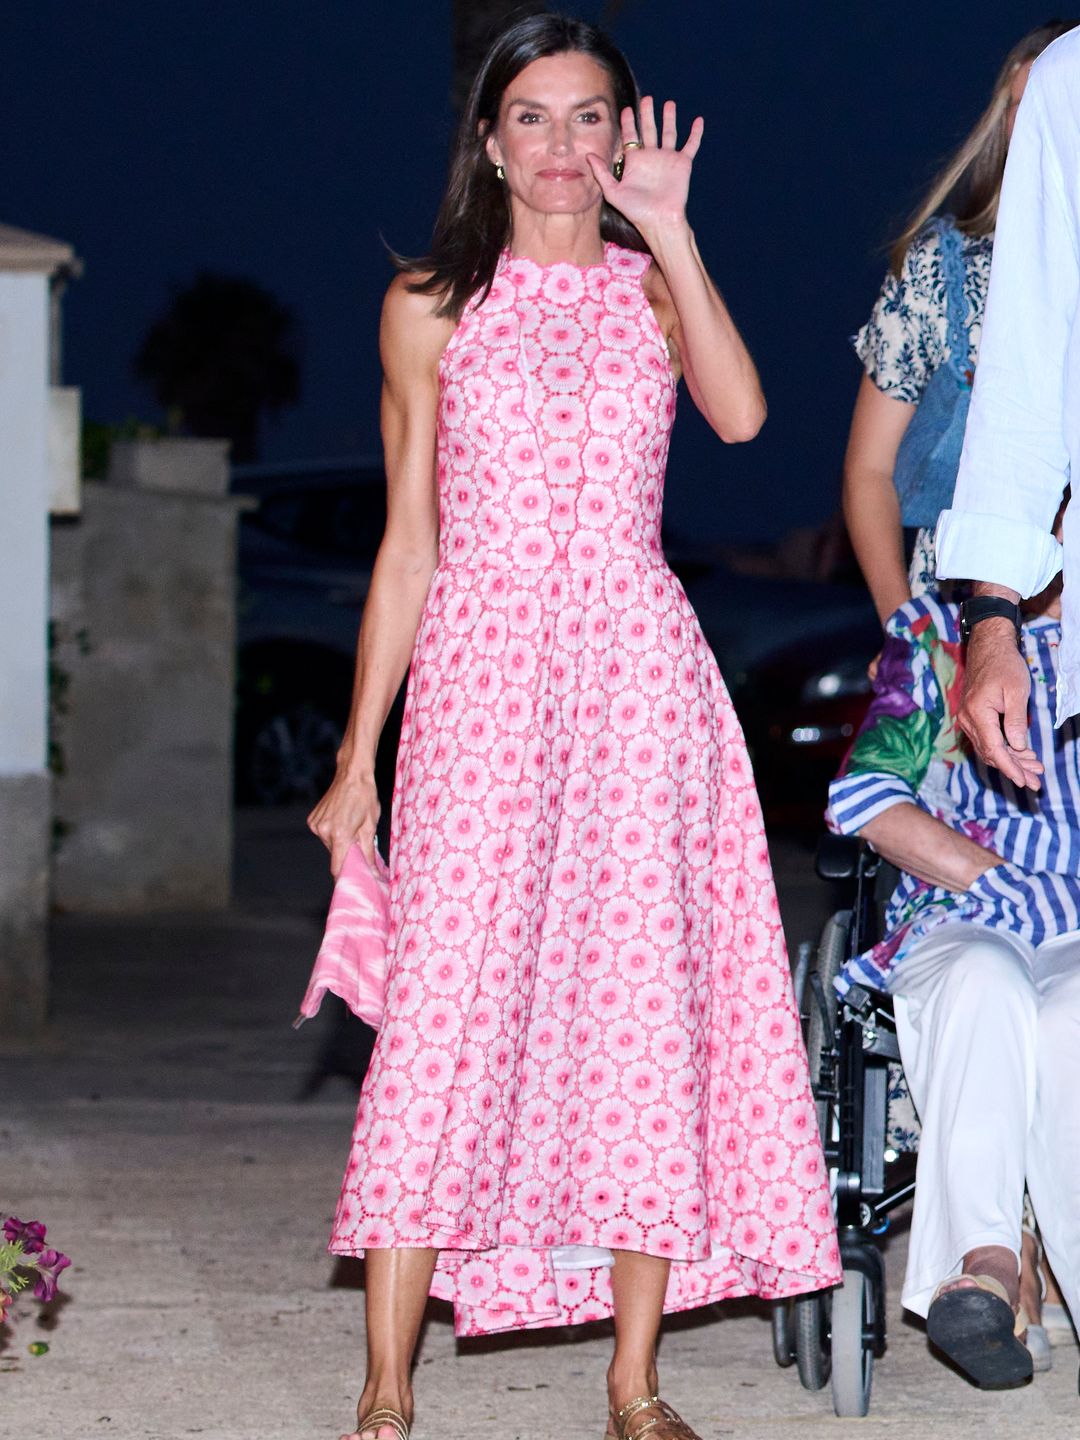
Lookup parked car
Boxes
[727,621,879,831]
[233,458,386,807]
[678,567,880,832]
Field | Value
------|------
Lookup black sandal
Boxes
[926,1274,1033,1389]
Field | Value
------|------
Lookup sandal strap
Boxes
[613,1396,699,1440]
[358,1407,410,1440]
[965,1273,1011,1306]
[614,1395,659,1434]
[930,1273,1027,1336]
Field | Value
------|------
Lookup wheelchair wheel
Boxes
[830,1266,875,1417]
[771,1299,795,1368]
[806,910,850,1142]
[794,1290,831,1390]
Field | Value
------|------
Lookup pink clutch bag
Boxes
[294,845,391,1031]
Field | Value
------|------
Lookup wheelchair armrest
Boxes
[815,832,863,882]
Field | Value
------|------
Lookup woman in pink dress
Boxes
[309,15,840,1440]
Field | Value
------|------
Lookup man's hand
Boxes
[958,615,1042,790]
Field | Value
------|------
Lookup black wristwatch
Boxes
[959,596,1023,644]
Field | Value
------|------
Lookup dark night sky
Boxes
[6,2,1064,540]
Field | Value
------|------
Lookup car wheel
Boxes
[244,700,344,806]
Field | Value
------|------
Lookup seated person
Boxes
[826,574,1079,1388]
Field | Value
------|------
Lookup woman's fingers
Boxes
[661,99,677,149]
[624,97,703,158]
[307,774,381,873]
[682,114,704,160]
[639,95,658,147]
[586,151,618,199]
[329,817,378,877]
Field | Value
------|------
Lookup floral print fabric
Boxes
[330,244,840,1336]
[854,219,992,406]
[828,595,1080,997]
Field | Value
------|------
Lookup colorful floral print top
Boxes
[827,594,1080,993]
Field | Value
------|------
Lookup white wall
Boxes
[0,271,49,775]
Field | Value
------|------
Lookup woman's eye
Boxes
[577,111,602,124]
[517,111,543,124]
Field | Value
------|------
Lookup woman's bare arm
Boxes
[307,277,454,873]
[588,98,765,443]
[859,802,999,891]
[644,234,766,443]
[842,374,917,624]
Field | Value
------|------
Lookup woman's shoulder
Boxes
[896,219,952,286]
[381,273,457,368]
[385,272,459,326]
[383,270,444,318]
[901,217,991,277]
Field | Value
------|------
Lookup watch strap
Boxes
[959,596,1022,643]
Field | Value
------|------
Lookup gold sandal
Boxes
[356,1408,410,1440]
[609,1395,703,1440]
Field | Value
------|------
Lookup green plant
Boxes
[81,417,162,481]
[0,1218,70,1329]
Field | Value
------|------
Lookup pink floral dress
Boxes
[330,243,840,1335]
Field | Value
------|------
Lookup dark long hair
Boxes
[890,19,1076,274]
[399,13,646,319]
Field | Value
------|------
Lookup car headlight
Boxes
[800,660,872,703]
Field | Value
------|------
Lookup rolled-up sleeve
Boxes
[826,598,946,835]
[936,69,1077,596]
[827,772,917,836]
[935,511,1063,598]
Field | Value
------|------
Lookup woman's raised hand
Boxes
[588,98,703,235]
[307,768,381,877]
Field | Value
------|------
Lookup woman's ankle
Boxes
[606,1358,659,1412]
[356,1378,413,1425]
[1019,1230,1043,1325]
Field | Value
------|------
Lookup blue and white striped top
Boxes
[826,594,1080,994]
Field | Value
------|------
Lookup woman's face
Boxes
[485,52,621,218]
[1006,59,1034,142]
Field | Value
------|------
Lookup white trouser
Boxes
[890,921,1080,1322]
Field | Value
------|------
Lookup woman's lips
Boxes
[536,168,586,180]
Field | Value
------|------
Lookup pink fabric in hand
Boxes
[295,846,390,1030]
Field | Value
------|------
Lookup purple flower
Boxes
[3,1217,46,1255]
[30,1248,70,1304]
[870,639,919,721]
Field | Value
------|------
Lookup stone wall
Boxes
[0,263,54,1031]
[50,439,242,912]
[0,773,51,1028]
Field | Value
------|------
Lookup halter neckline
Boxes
[501,241,614,273]
[498,242,649,281]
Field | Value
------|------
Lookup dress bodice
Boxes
[436,243,677,570]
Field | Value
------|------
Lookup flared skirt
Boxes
[330,560,840,1335]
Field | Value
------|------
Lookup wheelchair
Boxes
[770,834,917,1416]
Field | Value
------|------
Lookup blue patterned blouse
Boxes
[854,220,993,405]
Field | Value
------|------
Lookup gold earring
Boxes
[613,155,624,181]
[495,163,506,181]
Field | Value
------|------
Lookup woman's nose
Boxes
[549,123,572,155]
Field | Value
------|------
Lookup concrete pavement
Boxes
[2,810,1077,1439]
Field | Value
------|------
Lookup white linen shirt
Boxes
[935,29,1080,721]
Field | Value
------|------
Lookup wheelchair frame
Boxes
[771,835,916,1416]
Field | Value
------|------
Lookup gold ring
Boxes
[623,140,643,149]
